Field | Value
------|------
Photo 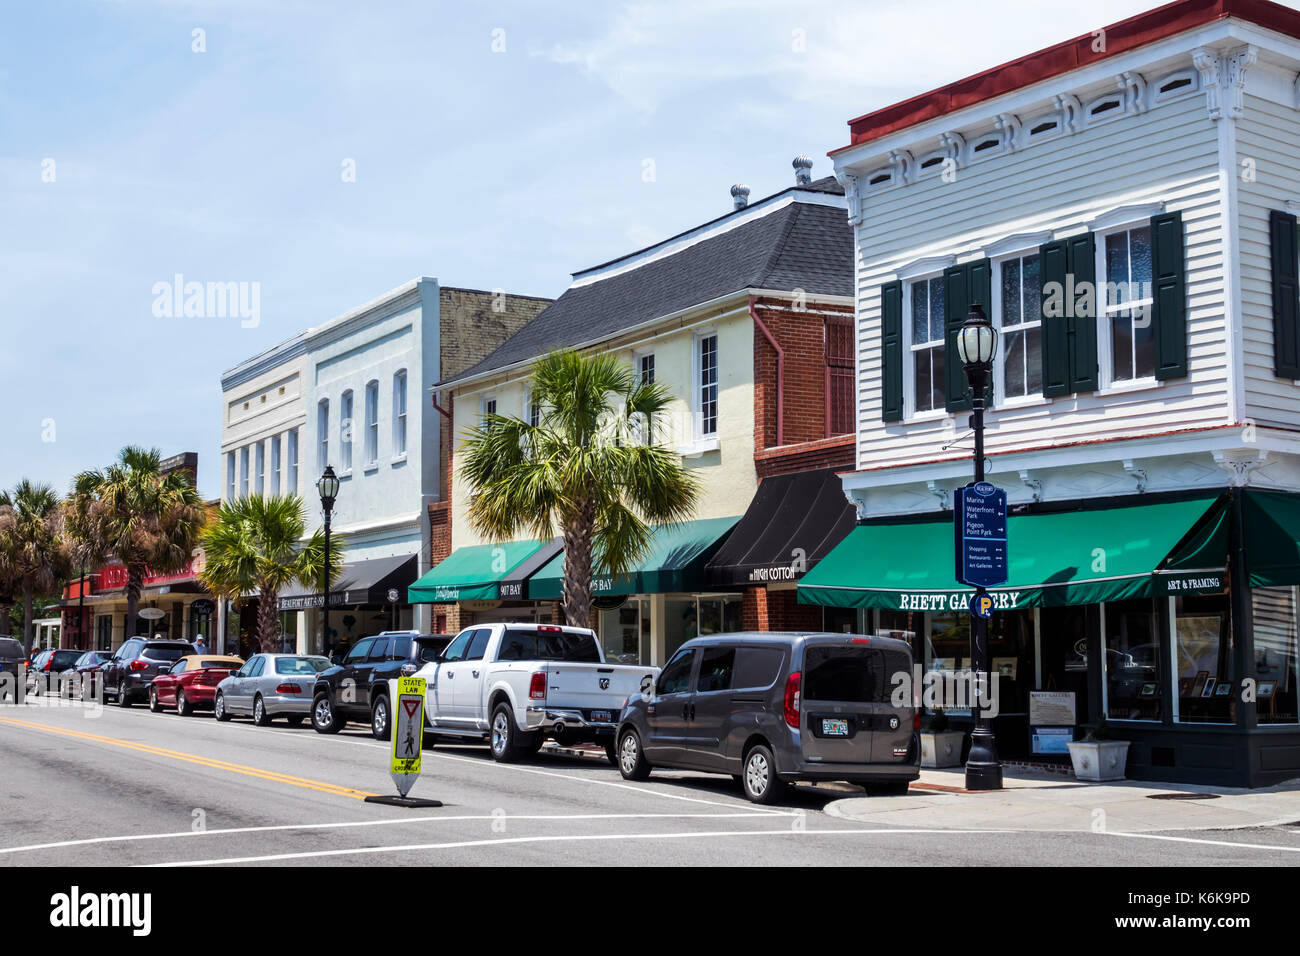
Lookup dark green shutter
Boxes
[1150,211,1188,380]
[1065,231,1099,392]
[1271,209,1300,379]
[880,280,904,422]
[942,258,992,412]
[944,265,972,412]
[1039,239,1071,397]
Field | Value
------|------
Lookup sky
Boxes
[1,0,1220,500]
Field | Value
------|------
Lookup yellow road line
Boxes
[0,716,377,800]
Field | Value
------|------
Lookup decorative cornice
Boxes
[1018,469,1043,502]
[994,113,1022,152]
[1225,44,1258,119]
[1212,449,1268,486]
[1122,459,1149,493]
[1054,92,1083,135]
[838,171,863,227]
[1118,71,1147,114]
[939,131,966,168]
[926,479,951,511]
[1193,44,1257,121]
[889,149,914,186]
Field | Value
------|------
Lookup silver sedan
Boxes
[214,653,331,727]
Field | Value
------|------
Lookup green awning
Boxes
[528,516,740,600]
[408,539,550,604]
[1245,490,1300,587]
[798,495,1226,611]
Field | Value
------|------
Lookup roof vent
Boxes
[793,155,813,186]
[730,183,750,210]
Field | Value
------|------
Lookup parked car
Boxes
[28,648,84,696]
[65,651,112,698]
[0,637,24,702]
[615,632,920,804]
[101,638,197,707]
[149,655,244,715]
[216,653,332,725]
[311,632,451,738]
[413,623,659,762]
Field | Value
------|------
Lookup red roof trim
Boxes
[833,0,1300,154]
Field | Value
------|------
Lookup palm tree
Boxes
[0,481,72,654]
[197,494,342,653]
[71,447,206,643]
[460,348,701,629]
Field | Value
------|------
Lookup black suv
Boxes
[311,632,449,739]
[102,638,196,707]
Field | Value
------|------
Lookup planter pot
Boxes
[920,730,966,768]
[1067,740,1130,782]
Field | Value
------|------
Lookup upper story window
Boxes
[1100,224,1155,384]
[286,428,299,494]
[254,441,265,495]
[270,434,281,496]
[226,452,235,501]
[239,446,250,498]
[364,380,379,466]
[392,370,408,458]
[317,400,329,472]
[481,396,497,426]
[995,253,1043,401]
[339,389,354,472]
[826,317,855,435]
[639,352,655,385]
[695,333,719,437]
[908,275,946,414]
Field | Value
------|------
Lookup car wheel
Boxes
[214,692,231,722]
[117,685,133,708]
[741,744,787,805]
[370,695,391,741]
[617,728,652,781]
[286,715,305,727]
[149,687,162,713]
[253,695,272,727]
[489,703,522,762]
[177,690,193,717]
[312,693,343,734]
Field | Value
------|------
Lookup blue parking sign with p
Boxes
[970,592,995,619]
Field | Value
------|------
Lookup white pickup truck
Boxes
[416,623,659,763]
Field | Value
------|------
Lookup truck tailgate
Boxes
[541,663,657,715]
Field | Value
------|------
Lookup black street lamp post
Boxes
[316,466,340,657]
[955,304,1003,791]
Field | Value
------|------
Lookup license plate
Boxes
[822,718,850,737]
[591,710,612,722]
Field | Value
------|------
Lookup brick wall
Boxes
[742,586,823,632]
[752,295,855,455]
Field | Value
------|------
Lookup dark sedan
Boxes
[102,639,197,707]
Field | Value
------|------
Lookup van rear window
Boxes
[497,629,601,663]
[804,646,897,703]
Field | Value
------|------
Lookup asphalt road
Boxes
[1,695,1297,867]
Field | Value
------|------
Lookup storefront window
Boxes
[926,612,971,714]
[599,601,642,664]
[1173,593,1234,724]
[823,607,866,634]
[697,595,743,637]
[279,610,299,654]
[1252,586,1299,724]
[1103,599,1161,721]
[875,610,918,646]
[95,614,113,652]
[664,599,697,658]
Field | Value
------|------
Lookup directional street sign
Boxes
[390,676,426,797]
[954,481,1009,589]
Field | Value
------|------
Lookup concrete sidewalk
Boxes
[825,766,1300,833]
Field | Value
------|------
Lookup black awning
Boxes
[705,466,855,588]
[497,537,563,601]
[278,553,418,610]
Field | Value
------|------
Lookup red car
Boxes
[149,655,243,716]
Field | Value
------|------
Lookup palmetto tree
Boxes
[197,495,341,654]
[461,349,701,629]
[0,481,72,654]
[71,447,206,643]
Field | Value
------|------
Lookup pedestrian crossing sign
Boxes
[390,676,426,796]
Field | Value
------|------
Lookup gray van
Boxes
[615,632,919,804]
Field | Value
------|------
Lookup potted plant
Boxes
[1066,718,1130,782]
[919,709,965,769]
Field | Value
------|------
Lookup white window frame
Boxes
[1024,112,1062,143]
[226,452,235,502]
[1083,91,1126,128]
[1151,69,1198,105]
[392,369,408,460]
[692,330,719,440]
[286,428,299,494]
[903,271,949,420]
[317,400,329,472]
[636,348,655,386]
[480,395,498,424]
[1095,219,1158,392]
[254,441,265,496]
[239,446,249,498]
[991,246,1046,407]
[270,434,281,496]
[966,130,1006,163]
[339,390,354,473]
[364,379,379,468]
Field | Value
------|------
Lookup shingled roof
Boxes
[443,177,852,387]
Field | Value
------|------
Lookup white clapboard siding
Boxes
[853,92,1228,471]
[1237,93,1300,429]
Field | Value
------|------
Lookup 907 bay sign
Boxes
[954,481,1008,589]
